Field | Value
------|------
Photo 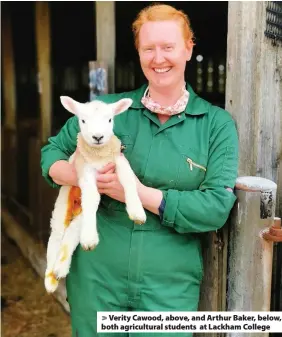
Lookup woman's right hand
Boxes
[49,160,78,186]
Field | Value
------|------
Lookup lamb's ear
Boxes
[60,96,83,116]
[110,98,133,116]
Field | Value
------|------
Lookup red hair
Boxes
[132,4,195,49]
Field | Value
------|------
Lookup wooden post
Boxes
[226,1,282,200]
[196,228,229,337]
[198,229,227,310]
[1,4,18,198]
[95,1,115,93]
[2,5,16,131]
[226,1,282,311]
[35,1,52,143]
[227,177,277,337]
[34,2,53,243]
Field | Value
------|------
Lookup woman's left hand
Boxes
[96,157,143,203]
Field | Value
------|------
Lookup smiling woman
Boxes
[134,5,194,103]
[41,3,239,337]
[138,20,191,111]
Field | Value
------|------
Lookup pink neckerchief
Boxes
[141,84,189,116]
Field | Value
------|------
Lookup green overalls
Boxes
[41,84,238,336]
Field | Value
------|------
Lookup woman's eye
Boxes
[165,46,173,51]
[81,119,85,124]
[109,118,112,123]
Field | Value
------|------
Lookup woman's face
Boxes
[138,20,193,90]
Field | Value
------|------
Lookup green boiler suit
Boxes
[41,84,239,336]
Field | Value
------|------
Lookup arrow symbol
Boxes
[102,316,107,321]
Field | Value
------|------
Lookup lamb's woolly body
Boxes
[45,134,125,293]
[45,97,146,294]
[77,133,121,162]
[75,133,121,176]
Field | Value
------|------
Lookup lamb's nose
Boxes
[92,135,104,142]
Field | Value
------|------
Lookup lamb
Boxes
[44,96,146,293]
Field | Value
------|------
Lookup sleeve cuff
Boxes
[158,198,166,221]
[41,153,69,189]
[42,173,61,189]
[161,189,180,228]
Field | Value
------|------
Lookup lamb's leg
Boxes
[79,166,100,250]
[115,156,146,224]
[45,185,71,293]
[45,228,61,293]
[53,213,82,279]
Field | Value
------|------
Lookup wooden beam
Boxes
[95,1,115,93]
[1,4,18,197]
[35,1,52,143]
[227,177,277,315]
[226,1,282,311]
[2,5,17,130]
[226,1,282,183]
[2,207,70,313]
[198,230,227,312]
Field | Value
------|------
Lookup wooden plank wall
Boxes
[2,4,18,198]
[2,4,17,130]
[226,1,282,311]
[35,1,52,143]
[95,2,115,93]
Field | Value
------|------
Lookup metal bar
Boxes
[266,8,282,17]
[264,31,282,41]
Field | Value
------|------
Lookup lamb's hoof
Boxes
[80,226,99,251]
[126,200,146,225]
[81,244,96,251]
[128,208,146,225]
[133,219,146,225]
[129,214,146,225]
[45,271,59,293]
[80,238,99,251]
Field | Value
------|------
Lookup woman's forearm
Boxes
[49,160,78,186]
[138,185,163,215]
[49,160,163,214]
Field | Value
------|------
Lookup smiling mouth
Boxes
[153,67,172,73]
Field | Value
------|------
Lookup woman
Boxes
[41,4,238,336]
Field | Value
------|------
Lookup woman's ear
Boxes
[185,40,194,62]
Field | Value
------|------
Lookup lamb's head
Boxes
[60,96,133,146]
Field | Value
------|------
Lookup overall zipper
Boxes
[186,158,207,172]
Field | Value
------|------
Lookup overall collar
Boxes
[130,83,209,116]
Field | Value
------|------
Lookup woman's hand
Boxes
[97,156,163,216]
[96,162,125,202]
[96,157,144,203]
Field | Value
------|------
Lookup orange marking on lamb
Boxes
[46,271,58,286]
[64,186,82,227]
[60,244,68,262]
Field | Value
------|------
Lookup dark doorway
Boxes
[49,1,96,133]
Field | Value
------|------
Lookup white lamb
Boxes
[45,96,146,293]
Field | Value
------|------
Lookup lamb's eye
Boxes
[81,119,85,124]
[109,118,112,123]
